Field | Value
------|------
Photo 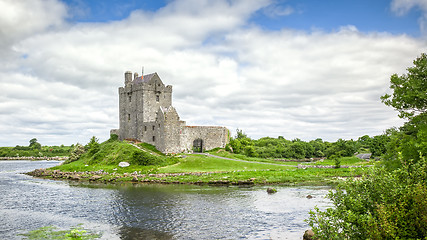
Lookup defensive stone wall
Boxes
[114,70,229,154]
[181,126,229,152]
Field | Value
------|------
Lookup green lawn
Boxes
[48,141,370,185]
[157,154,294,173]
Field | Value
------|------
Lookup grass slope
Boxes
[50,141,370,185]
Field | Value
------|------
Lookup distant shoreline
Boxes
[0,156,68,161]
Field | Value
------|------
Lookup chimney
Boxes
[124,71,132,85]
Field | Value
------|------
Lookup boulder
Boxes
[132,176,138,182]
[89,175,102,181]
[303,229,315,240]
[306,195,313,199]
[267,188,277,194]
[119,162,130,167]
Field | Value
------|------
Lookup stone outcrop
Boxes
[303,229,315,240]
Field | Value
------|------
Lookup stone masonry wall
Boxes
[116,71,229,154]
[181,126,229,152]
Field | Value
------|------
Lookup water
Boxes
[0,161,331,239]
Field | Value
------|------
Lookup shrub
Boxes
[307,154,427,239]
[87,136,100,156]
[131,150,163,166]
[65,143,85,164]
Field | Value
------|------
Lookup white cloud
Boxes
[0,0,425,146]
[391,0,427,34]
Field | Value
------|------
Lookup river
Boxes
[0,160,331,239]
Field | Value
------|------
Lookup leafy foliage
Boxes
[226,130,378,160]
[87,136,100,156]
[0,141,71,158]
[29,138,41,150]
[381,53,427,119]
[65,143,85,164]
[307,156,427,239]
[308,53,427,239]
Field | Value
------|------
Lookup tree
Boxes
[381,53,426,120]
[307,54,427,239]
[381,53,427,168]
[87,136,100,156]
[29,138,41,150]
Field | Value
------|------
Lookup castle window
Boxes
[144,126,147,131]
[152,136,155,142]
[156,95,159,102]
[128,114,130,121]
[129,95,131,102]
[152,125,155,131]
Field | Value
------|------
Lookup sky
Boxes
[0,0,426,146]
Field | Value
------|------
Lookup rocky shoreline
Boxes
[1,156,68,161]
[25,168,256,186]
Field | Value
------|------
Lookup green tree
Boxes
[381,53,427,168]
[87,136,100,156]
[381,53,426,120]
[307,53,427,239]
[29,138,41,150]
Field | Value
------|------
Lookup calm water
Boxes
[0,161,331,240]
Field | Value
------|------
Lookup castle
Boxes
[110,71,229,154]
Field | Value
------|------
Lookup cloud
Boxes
[262,3,294,18]
[0,0,425,146]
[391,0,427,34]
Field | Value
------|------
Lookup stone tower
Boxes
[112,70,229,154]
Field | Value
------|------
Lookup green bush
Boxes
[131,150,163,166]
[87,136,100,156]
[307,155,427,239]
[64,144,85,164]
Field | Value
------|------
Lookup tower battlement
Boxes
[114,70,229,154]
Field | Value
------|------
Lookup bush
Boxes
[87,136,100,156]
[65,144,85,164]
[131,150,163,166]
[108,134,118,142]
[307,154,427,239]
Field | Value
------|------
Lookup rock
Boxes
[306,195,313,199]
[70,175,81,180]
[119,162,130,167]
[303,229,315,240]
[132,176,138,182]
[89,175,102,181]
[267,187,277,194]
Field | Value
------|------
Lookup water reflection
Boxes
[0,161,331,240]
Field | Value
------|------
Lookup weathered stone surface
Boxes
[303,229,315,240]
[89,175,102,181]
[267,188,277,194]
[119,162,130,167]
[132,176,138,182]
[113,71,229,154]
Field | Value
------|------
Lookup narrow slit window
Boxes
[144,126,147,131]
[152,125,155,131]
[152,136,155,142]
[156,95,160,102]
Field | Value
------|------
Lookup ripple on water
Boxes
[1,161,332,240]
